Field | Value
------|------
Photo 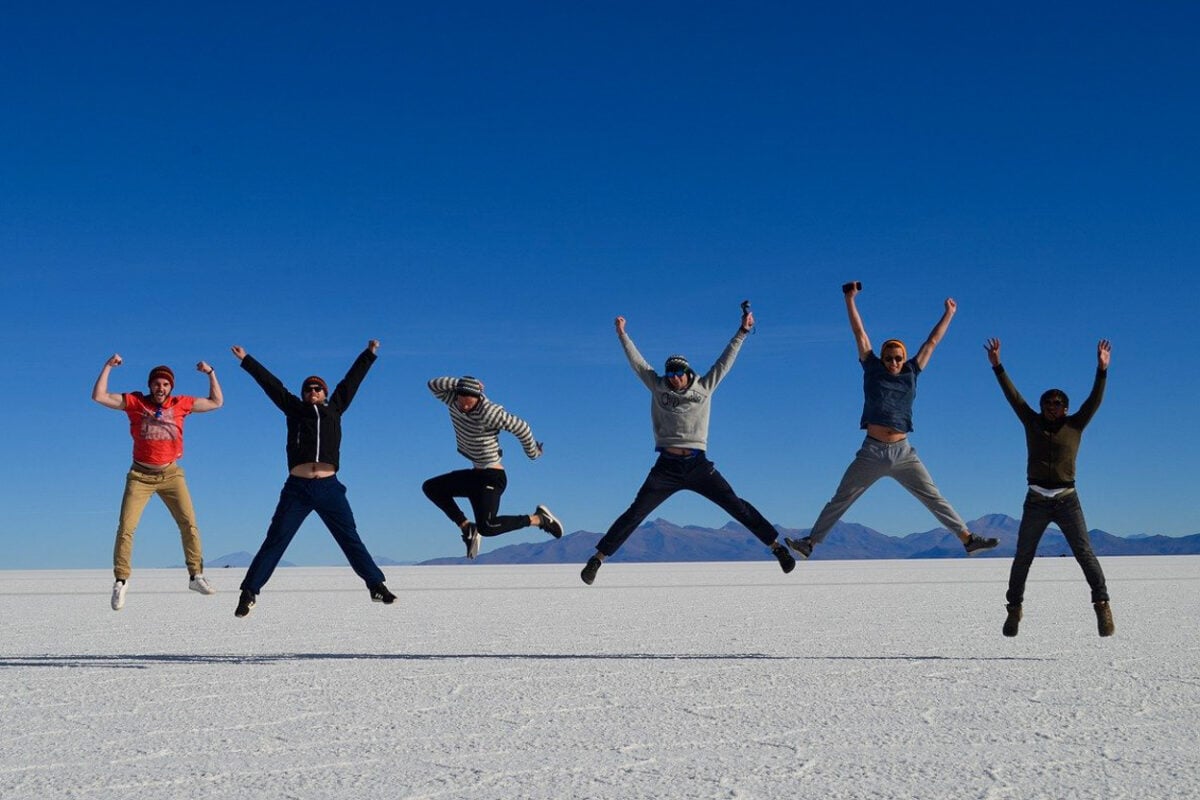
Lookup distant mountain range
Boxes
[417,515,1200,565]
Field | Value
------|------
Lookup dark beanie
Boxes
[301,375,329,393]
[147,365,175,388]
[664,355,691,375]
[455,376,484,397]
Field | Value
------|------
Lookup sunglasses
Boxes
[303,385,326,393]
[665,371,688,378]
[882,356,904,364]
[1042,399,1066,407]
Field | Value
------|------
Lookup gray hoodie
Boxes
[619,329,747,451]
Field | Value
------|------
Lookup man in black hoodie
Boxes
[230,340,395,617]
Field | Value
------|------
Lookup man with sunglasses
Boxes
[230,340,395,617]
[93,355,224,610]
[785,283,998,561]
[985,337,1114,637]
[580,306,796,585]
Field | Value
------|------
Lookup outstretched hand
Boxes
[614,316,626,336]
[196,361,214,375]
[740,310,755,332]
[105,353,123,368]
[984,338,1001,367]
[368,339,380,354]
[944,298,957,315]
[230,345,247,361]
[1097,339,1111,370]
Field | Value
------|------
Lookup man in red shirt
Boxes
[92,354,223,610]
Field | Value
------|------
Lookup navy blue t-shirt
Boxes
[859,351,920,433]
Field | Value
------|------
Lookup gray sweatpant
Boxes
[808,436,967,544]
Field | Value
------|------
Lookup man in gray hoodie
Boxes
[580,307,795,585]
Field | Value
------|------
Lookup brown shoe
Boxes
[1003,604,1022,637]
[1094,601,1115,637]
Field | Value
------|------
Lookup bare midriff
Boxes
[290,462,337,479]
[866,424,907,443]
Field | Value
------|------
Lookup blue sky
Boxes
[3,2,1197,569]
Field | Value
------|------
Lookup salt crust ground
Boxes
[2,556,1198,799]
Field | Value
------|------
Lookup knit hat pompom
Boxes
[664,355,691,375]
[455,376,483,397]
[147,365,175,388]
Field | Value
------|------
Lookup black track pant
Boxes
[422,468,531,536]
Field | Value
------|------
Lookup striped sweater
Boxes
[428,377,541,468]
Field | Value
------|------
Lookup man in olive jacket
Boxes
[986,337,1113,638]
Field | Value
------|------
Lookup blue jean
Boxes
[597,452,779,557]
[808,436,967,544]
[241,475,385,594]
[1007,489,1108,605]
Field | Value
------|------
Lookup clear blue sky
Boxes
[3,2,1197,569]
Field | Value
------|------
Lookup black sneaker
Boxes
[785,536,814,559]
[963,533,999,555]
[1003,604,1022,637]
[772,542,796,574]
[370,583,397,604]
[461,523,481,559]
[1094,601,1115,637]
[580,556,602,585]
[234,589,256,618]
[535,504,563,539]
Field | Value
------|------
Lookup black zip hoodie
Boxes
[240,348,376,471]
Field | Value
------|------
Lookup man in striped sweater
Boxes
[423,376,562,558]
[580,306,796,585]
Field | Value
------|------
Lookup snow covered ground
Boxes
[2,556,1198,799]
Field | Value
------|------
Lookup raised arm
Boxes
[91,354,127,410]
[615,316,658,391]
[844,283,871,360]
[428,376,460,403]
[985,338,1037,423]
[190,361,223,412]
[328,340,379,412]
[697,313,750,391]
[1071,339,1110,428]
[912,298,957,370]
[232,345,294,412]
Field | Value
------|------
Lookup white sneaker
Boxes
[111,580,127,611]
[189,574,216,595]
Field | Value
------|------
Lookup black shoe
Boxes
[1003,604,1022,637]
[1094,601,1115,637]
[580,556,602,585]
[535,504,563,539]
[963,533,999,555]
[370,583,397,604]
[461,523,481,559]
[235,589,256,618]
[772,542,796,574]
[785,536,813,559]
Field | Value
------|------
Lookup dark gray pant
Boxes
[808,437,967,544]
[1007,489,1108,605]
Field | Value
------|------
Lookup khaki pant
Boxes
[113,463,204,580]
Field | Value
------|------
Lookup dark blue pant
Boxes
[597,452,779,557]
[422,468,531,536]
[1007,489,1109,605]
[242,475,385,594]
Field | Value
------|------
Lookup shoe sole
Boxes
[536,505,563,539]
